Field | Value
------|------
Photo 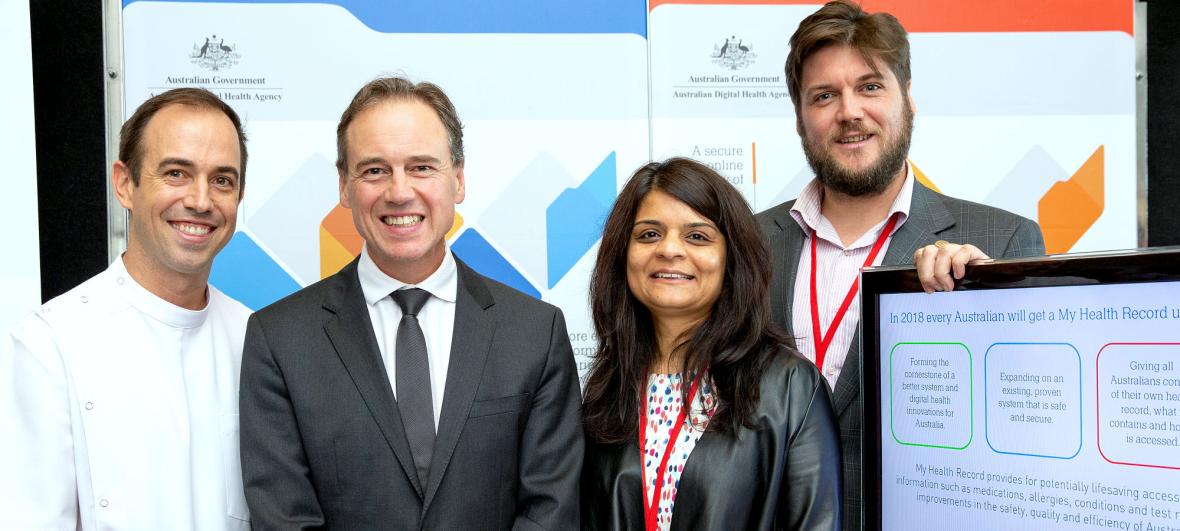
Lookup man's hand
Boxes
[912,240,991,293]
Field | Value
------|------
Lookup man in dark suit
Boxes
[756,3,1045,531]
[240,76,582,530]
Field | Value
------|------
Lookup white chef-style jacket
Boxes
[0,257,252,530]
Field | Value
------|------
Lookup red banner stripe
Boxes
[648,0,1133,36]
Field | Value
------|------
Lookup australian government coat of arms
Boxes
[712,35,756,71]
[190,35,240,71]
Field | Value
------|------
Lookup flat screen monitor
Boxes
[862,247,1180,531]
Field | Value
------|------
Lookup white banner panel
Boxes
[122,0,650,377]
[120,0,1135,381]
[649,0,1136,255]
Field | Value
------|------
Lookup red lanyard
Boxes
[809,214,899,372]
[639,372,703,531]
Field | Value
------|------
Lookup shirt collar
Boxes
[357,245,459,306]
[790,161,915,247]
[113,254,209,329]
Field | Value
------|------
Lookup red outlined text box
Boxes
[1095,342,1180,470]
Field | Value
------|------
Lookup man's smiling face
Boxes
[798,44,914,197]
[115,103,242,284]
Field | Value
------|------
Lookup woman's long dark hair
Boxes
[582,157,788,444]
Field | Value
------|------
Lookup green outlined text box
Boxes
[890,342,974,450]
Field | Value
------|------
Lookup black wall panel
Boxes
[30,0,109,301]
[1147,0,1180,246]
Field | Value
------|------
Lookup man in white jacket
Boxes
[0,88,252,529]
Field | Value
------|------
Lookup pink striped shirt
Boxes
[789,166,914,389]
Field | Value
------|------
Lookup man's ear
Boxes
[113,161,136,211]
[453,163,466,205]
[906,80,916,114]
[338,169,352,208]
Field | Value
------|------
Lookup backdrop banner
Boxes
[121,0,1135,380]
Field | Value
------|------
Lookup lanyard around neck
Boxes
[639,372,703,531]
[809,213,899,372]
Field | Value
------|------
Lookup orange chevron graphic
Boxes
[909,160,941,194]
[1037,146,1104,254]
[319,204,363,278]
[319,206,465,278]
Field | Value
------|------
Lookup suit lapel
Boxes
[322,259,425,497]
[831,327,863,416]
[831,180,956,415]
[767,202,805,337]
[881,180,955,266]
[422,259,497,511]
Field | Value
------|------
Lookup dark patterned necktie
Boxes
[392,288,435,487]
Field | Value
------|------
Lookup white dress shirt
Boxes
[357,246,458,427]
[0,256,252,530]
[790,165,915,389]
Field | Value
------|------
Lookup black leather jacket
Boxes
[581,346,842,530]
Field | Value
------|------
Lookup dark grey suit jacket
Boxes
[756,180,1045,531]
[240,258,583,530]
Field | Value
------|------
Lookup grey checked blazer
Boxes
[756,180,1045,531]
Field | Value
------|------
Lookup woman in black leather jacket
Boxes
[581,158,841,530]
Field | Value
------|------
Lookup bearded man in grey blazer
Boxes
[756,3,1045,531]
[239,76,582,530]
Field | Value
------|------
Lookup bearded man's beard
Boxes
[802,101,914,197]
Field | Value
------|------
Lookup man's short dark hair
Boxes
[335,76,465,174]
[785,0,911,113]
[118,87,248,196]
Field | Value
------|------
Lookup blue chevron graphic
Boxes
[210,231,301,311]
[545,152,616,289]
[451,228,541,299]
